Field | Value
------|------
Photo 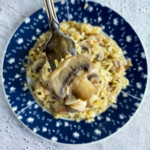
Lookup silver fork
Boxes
[43,0,77,71]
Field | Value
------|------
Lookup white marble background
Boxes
[0,0,150,150]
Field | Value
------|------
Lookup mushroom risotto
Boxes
[27,21,132,122]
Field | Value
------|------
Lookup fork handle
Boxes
[44,0,59,29]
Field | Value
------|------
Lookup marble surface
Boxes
[0,0,150,150]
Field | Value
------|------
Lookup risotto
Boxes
[27,21,132,122]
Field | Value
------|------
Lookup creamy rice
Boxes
[27,21,132,122]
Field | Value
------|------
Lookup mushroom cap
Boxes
[49,55,92,100]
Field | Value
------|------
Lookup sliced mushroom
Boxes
[49,55,101,113]
[111,60,122,72]
[66,106,79,113]
[40,61,51,86]
[87,69,100,84]
[51,101,67,113]
[71,74,97,100]
[124,60,132,70]
[65,95,79,105]
[113,60,122,68]
[79,40,90,51]
[51,100,79,114]
[32,58,45,74]
[49,55,92,100]
[96,52,104,61]
[82,52,95,62]
[70,100,87,112]
[79,40,96,61]
[70,69,100,101]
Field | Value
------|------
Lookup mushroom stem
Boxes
[71,74,97,100]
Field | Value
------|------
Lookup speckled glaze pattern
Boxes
[0,0,150,150]
[2,0,148,144]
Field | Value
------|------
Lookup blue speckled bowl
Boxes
[2,0,148,144]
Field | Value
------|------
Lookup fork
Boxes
[43,0,77,71]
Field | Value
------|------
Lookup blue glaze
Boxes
[2,0,147,144]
